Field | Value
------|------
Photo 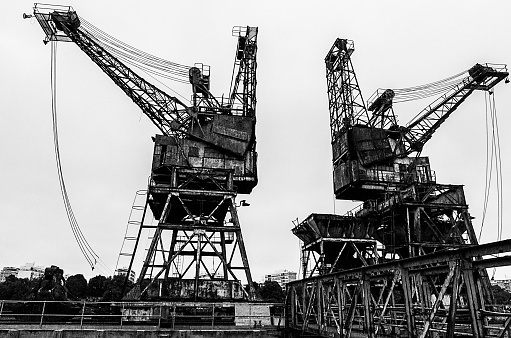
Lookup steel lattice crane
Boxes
[287,37,511,338]
[325,38,508,201]
[30,3,259,301]
[294,38,509,278]
[296,38,508,272]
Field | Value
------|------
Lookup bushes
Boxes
[0,274,133,301]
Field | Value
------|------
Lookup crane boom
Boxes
[402,63,508,153]
[32,4,258,157]
[36,7,190,137]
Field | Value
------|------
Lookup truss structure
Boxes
[294,183,482,274]
[124,164,254,301]
[286,240,511,337]
[287,37,511,337]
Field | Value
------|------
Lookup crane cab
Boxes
[333,126,435,201]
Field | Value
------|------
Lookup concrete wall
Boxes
[0,329,281,338]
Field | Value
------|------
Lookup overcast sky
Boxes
[2,0,511,282]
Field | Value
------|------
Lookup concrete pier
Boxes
[0,328,282,338]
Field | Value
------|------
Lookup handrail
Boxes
[0,300,284,330]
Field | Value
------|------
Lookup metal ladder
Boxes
[115,190,149,280]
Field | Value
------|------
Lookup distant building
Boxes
[17,262,45,280]
[0,263,45,282]
[264,269,297,287]
[115,267,136,283]
[0,267,19,283]
[491,279,511,292]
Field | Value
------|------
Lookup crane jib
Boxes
[31,4,258,158]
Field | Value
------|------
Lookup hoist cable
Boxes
[78,18,191,103]
[393,82,461,103]
[79,17,190,78]
[479,93,493,242]
[51,41,112,275]
[51,41,96,269]
[90,33,190,81]
[79,17,190,75]
[392,70,466,93]
[491,92,503,282]
[478,91,504,257]
[490,93,504,243]
[375,69,469,104]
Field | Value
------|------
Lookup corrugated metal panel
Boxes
[352,127,393,166]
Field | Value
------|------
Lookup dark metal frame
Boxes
[286,240,511,338]
[31,5,259,301]
[287,38,511,337]
[122,168,254,301]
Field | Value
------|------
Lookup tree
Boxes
[87,275,107,299]
[258,281,285,302]
[0,276,38,300]
[245,281,261,298]
[66,274,88,299]
[491,284,511,304]
[102,275,132,301]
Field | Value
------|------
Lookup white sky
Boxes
[1,1,511,282]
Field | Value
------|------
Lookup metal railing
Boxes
[0,300,284,330]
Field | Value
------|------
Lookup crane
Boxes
[294,37,508,277]
[325,38,508,201]
[288,38,511,338]
[30,3,259,301]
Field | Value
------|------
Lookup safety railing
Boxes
[0,300,284,330]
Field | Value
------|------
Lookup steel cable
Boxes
[51,41,112,275]
[372,69,469,104]
[77,18,191,103]
[79,17,190,81]
[478,91,503,281]
[79,17,190,76]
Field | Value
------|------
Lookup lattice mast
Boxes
[325,39,370,148]
[31,3,259,300]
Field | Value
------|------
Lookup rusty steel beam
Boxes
[286,239,511,338]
